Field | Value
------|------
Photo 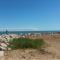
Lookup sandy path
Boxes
[45,40,60,59]
[0,51,5,60]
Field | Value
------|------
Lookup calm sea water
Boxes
[0,31,60,35]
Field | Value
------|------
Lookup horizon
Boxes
[0,0,60,30]
[1,28,60,31]
[0,28,60,31]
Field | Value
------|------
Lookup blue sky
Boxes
[0,0,60,31]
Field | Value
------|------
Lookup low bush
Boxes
[8,38,45,50]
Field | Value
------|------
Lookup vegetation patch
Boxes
[8,38,45,50]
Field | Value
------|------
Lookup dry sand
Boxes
[4,39,60,60]
[0,35,60,60]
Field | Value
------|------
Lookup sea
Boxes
[0,31,60,35]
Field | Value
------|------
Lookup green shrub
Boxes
[8,38,45,50]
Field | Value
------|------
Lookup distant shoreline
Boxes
[0,30,60,35]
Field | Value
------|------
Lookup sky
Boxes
[0,0,60,31]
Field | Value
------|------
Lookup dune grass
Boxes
[8,38,45,50]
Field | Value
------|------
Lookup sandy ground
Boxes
[0,51,5,60]
[4,49,60,60]
[4,39,60,60]
[4,38,60,60]
[0,35,60,60]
